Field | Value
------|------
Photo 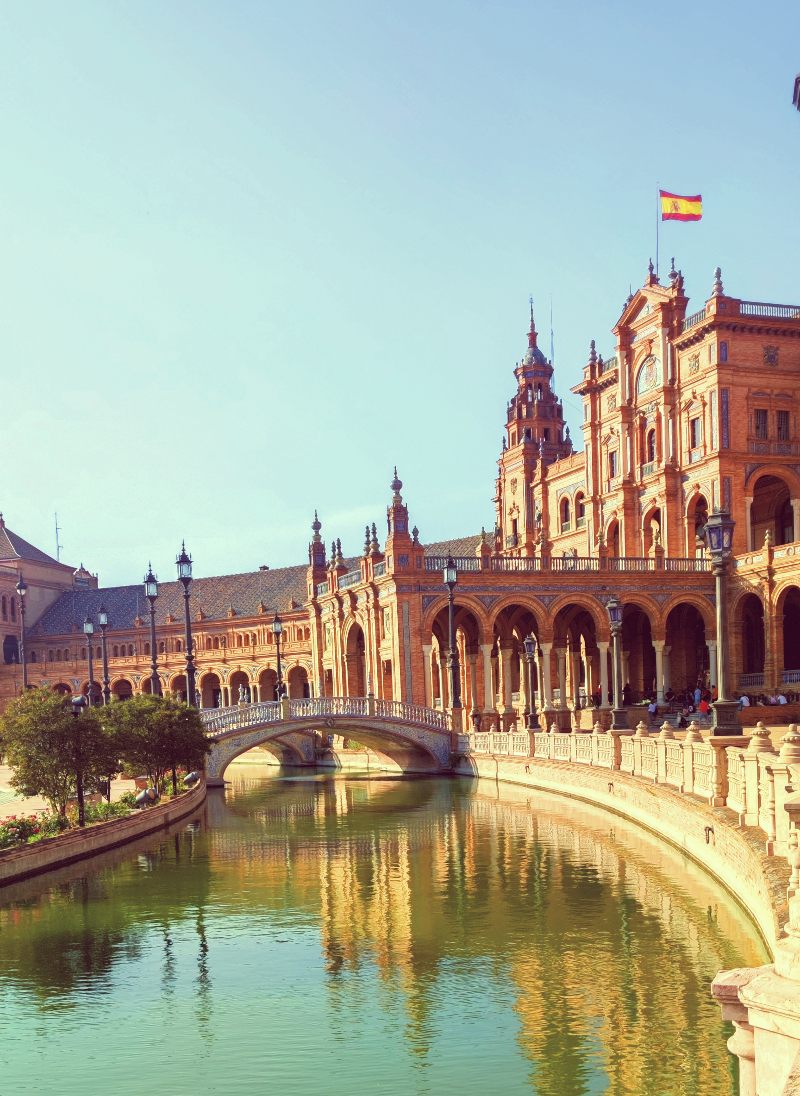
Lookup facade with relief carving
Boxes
[2,263,800,726]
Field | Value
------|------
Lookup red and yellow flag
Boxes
[660,190,702,222]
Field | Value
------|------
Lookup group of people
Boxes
[738,692,792,709]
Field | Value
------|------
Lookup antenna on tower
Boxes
[54,512,63,562]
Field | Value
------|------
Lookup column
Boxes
[707,640,718,690]
[744,497,753,551]
[571,649,582,708]
[556,647,567,708]
[251,682,260,702]
[621,651,630,691]
[518,652,527,714]
[422,644,433,707]
[792,499,800,543]
[597,641,610,708]
[468,653,478,713]
[663,645,671,693]
[440,652,450,708]
[539,643,554,708]
[480,643,494,712]
[653,641,665,702]
[500,644,513,713]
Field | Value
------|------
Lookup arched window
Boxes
[144,642,150,656]
[175,639,182,652]
[575,493,586,528]
[112,645,119,657]
[560,497,571,532]
[30,650,37,663]
[213,637,219,649]
[48,650,53,661]
[128,644,134,656]
[646,428,656,464]
[236,634,242,648]
[536,383,543,400]
[159,641,166,654]
[1,596,7,621]
[10,600,16,622]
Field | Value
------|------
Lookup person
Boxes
[622,682,632,706]
[693,685,702,707]
[698,696,710,716]
[647,698,658,721]
[739,694,751,710]
[664,687,675,704]
[591,688,601,709]
[778,693,788,705]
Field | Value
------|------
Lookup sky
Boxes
[1,0,798,587]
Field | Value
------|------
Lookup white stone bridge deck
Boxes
[200,696,456,783]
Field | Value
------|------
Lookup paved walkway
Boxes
[0,766,136,820]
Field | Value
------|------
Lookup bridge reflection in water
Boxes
[0,771,767,1096]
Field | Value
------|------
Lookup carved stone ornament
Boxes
[688,354,700,376]
[764,345,779,366]
[607,395,617,412]
[510,477,518,495]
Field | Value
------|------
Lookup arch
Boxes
[779,585,800,676]
[199,671,222,708]
[559,496,571,532]
[575,492,586,529]
[551,601,601,711]
[645,427,656,464]
[686,492,709,555]
[620,604,656,703]
[287,665,310,699]
[665,603,708,697]
[81,680,103,705]
[736,594,765,680]
[112,645,119,658]
[641,504,661,556]
[344,621,367,696]
[606,519,620,558]
[229,669,251,704]
[750,473,796,548]
[420,593,490,641]
[112,678,134,701]
[52,683,71,696]
[169,672,189,702]
[259,667,279,701]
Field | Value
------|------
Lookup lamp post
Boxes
[98,605,111,705]
[522,633,537,731]
[83,615,96,706]
[607,596,627,729]
[272,612,284,699]
[176,542,196,706]
[15,575,27,691]
[144,563,162,697]
[443,556,462,709]
[704,508,740,736]
[70,695,88,827]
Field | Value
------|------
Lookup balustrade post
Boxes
[711,971,757,1096]
[707,736,736,807]
[682,720,703,790]
[280,696,290,720]
[744,723,775,827]
[758,756,777,854]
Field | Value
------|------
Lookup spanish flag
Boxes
[660,190,703,222]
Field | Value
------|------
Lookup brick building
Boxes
[3,263,800,727]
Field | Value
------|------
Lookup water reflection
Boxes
[0,768,765,1096]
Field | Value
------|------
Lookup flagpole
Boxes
[655,184,660,278]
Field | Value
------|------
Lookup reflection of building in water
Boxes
[473,788,762,1095]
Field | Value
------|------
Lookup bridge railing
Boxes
[200,696,452,736]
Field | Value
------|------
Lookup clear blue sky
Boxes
[2,1,798,586]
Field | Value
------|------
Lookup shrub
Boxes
[0,814,41,849]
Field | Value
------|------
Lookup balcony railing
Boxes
[338,570,362,590]
[664,557,711,572]
[373,561,386,577]
[608,557,654,572]
[490,556,541,572]
[739,301,800,319]
[749,439,800,456]
[682,307,707,331]
[782,669,800,685]
[315,581,329,597]
[641,461,656,478]
[424,556,482,572]
[575,516,586,529]
[551,556,600,571]
[738,672,765,689]
[605,476,621,492]
[505,534,518,548]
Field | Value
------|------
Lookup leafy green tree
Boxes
[0,689,118,822]
[105,694,209,794]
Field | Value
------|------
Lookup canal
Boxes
[0,766,768,1095]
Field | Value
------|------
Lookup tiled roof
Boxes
[0,524,64,566]
[30,564,309,637]
[424,534,483,558]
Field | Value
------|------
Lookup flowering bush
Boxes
[0,814,42,849]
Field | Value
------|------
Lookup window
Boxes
[10,600,15,622]
[543,428,551,442]
[128,644,134,656]
[30,650,37,663]
[690,416,702,450]
[720,341,728,363]
[560,497,571,532]
[646,429,656,463]
[778,410,791,441]
[576,494,586,529]
[144,642,150,656]
[755,409,768,440]
[1,596,7,621]
[608,450,618,478]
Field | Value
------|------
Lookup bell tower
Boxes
[495,302,572,554]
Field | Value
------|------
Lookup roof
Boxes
[30,564,309,637]
[0,522,64,567]
[424,534,483,558]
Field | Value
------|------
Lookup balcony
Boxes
[338,570,362,590]
[641,461,657,478]
[505,534,518,548]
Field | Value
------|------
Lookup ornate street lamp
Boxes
[523,633,538,731]
[70,694,88,827]
[144,563,162,697]
[15,575,27,691]
[98,605,111,705]
[606,596,627,730]
[272,612,284,699]
[176,542,197,706]
[443,556,461,709]
[704,508,740,736]
[83,615,96,706]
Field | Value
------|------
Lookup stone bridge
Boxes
[200,696,457,785]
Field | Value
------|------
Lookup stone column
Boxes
[621,651,630,692]
[571,649,582,709]
[422,644,433,707]
[597,641,610,709]
[663,645,671,693]
[556,647,567,708]
[653,641,665,702]
[499,644,513,713]
[711,971,757,1096]
[539,643,554,708]
[251,682,260,703]
[707,640,718,690]
[518,651,527,715]
[468,652,478,713]
[480,643,494,712]
[792,499,800,544]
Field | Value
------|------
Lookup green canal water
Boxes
[0,766,769,1096]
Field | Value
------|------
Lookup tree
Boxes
[0,689,118,822]
[105,694,209,794]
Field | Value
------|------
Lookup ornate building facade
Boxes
[3,263,800,728]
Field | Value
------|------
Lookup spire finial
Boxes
[364,525,371,555]
[527,298,538,349]
[390,467,403,499]
[589,339,597,364]
[669,256,677,280]
[713,266,724,297]
[312,509,321,535]
[529,295,535,330]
